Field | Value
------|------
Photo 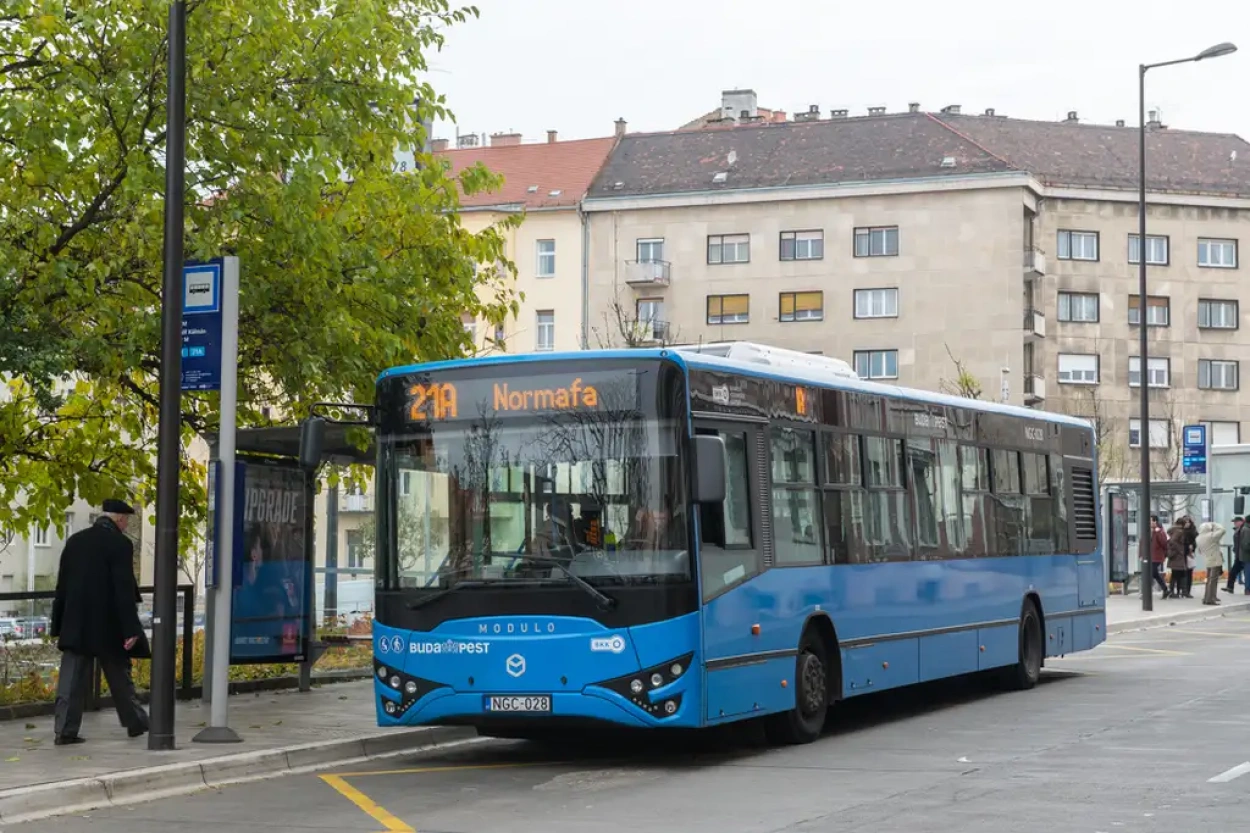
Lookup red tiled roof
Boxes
[437,137,618,210]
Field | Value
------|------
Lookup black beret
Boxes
[102,499,136,515]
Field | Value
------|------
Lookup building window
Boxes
[707,294,749,325]
[1198,359,1239,391]
[636,238,664,262]
[1057,291,1099,323]
[780,230,824,261]
[346,529,364,570]
[636,298,666,340]
[64,512,73,537]
[1198,298,1239,330]
[853,288,899,319]
[1057,353,1099,385]
[854,349,899,380]
[1128,234,1169,265]
[1057,229,1099,261]
[1128,295,1170,327]
[853,226,899,257]
[779,291,823,322]
[535,239,556,277]
[400,472,413,497]
[493,324,506,345]
[33,526,49,547]
[1129,418,1170,449]
[1202,420,1241,446]
[1128,356,1170,388]
[707,233,750,264]
[1198,237,1238,268]
[535,310,555,351]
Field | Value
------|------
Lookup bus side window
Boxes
[990,449,1025,556]
[696,427,757,599]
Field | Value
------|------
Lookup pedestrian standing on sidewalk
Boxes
[1150,515,1170,598]
[1199,521,1227,605]
[1166,522,1188,599]
[1180,516,1198,598]
[49,499,150,745]
[1224,516,1249,595]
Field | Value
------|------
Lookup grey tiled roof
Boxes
[587,114,1018,198]
[588,111,1250,199]
[938,113,1250,197]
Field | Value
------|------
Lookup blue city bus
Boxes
[365,343,1104,744]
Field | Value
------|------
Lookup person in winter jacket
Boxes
[1199,521,1227,605]
[1166,523,1188,599]
[1149,515,1170,598]
[1224,517,1250,594]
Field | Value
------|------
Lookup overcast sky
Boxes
[427,0,1248,144]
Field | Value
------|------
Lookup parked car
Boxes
[0,618,19,641]
[16,616,49,638]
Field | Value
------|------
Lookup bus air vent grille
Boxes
[1071,467,1097,540]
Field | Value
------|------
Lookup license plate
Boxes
[484,695,552,713]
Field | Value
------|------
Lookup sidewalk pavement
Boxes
[0,679,475,824]
[1106,584,1250,632]
[3,591,1250,824]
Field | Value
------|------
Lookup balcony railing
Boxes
[1024,373,1046,404]
[341,493,373,513]
[1023,248,1046,277]
[624,259,671,287]
[627,319,670,345]
[1023,308,1046,339]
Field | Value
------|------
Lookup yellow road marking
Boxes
[336,761,550,778]
[320,773,414,833]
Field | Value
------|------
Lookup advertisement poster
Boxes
[230,462,310,663]
[1109,493,1129,583]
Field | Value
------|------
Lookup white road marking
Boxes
[1208,762,1250,783]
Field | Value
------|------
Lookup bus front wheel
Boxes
[764,631,828,745]
[1002,601,1043,691]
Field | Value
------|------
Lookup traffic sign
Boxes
[1182,423,1207,475]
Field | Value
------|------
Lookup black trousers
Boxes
[1226,559,1245,591]
[54,650,149,739]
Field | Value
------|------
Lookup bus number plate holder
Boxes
[484,695,552,713]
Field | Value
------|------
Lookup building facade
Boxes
[583,106,1250,480]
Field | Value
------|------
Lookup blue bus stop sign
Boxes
[1182,424,1207,475]
[181,260,224,390]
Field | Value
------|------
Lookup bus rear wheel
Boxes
[1002,601,1043,691]
[764,631,828,745]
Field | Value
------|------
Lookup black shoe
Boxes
[54,735,85,746]
[128,725,149,738]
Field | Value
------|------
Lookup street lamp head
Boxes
[1196,42,1237,61]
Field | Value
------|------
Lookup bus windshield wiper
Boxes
[405,580,492,611]
[511,554,617,611]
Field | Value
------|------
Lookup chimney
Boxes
[721,89,758,121]
[1065,111,1079,123]
[1147,109,1163,129]
[430,138,449,152]
[615,117,627,137]
[940,104,961,115]
[456,133,479,148]
[867,106,886,116]
[908,102,920,113]
[546,130,558,144]
[794,105,822,123]
[1115,119,1125,128]
[984,108,995,117]
[490,131,522,147]
[830,109,848,119]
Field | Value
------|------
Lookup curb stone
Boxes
[0,725,475,825]
[1107,598,1250,634]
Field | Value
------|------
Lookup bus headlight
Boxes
[373,657,447,719]
[593,652,694,720]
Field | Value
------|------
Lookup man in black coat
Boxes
[50,499,150,744]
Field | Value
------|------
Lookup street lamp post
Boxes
[1137,41,1237,612]
[149,0,188,750]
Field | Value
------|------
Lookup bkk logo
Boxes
[411,640,490,655]
[589,635,627,654]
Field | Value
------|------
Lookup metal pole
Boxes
[148,0,188,750]
[1205,428,1214,523]
[326,483,339,623]
[194,257,242,743]
[1138,63,1153,612]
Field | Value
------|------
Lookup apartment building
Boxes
[583,104,1250,475]
[435,130,619,354]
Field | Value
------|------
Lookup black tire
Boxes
[764,630,829,745]
[1003,601,1043,691]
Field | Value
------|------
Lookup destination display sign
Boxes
[401,370,640,423]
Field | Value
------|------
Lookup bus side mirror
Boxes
[693,435,727,505]
[299,417,326,471]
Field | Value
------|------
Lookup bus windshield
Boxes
[377,361,690,591]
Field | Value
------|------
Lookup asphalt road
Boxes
[35,610,1250,833]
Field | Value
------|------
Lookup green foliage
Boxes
[0,1,520,562]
